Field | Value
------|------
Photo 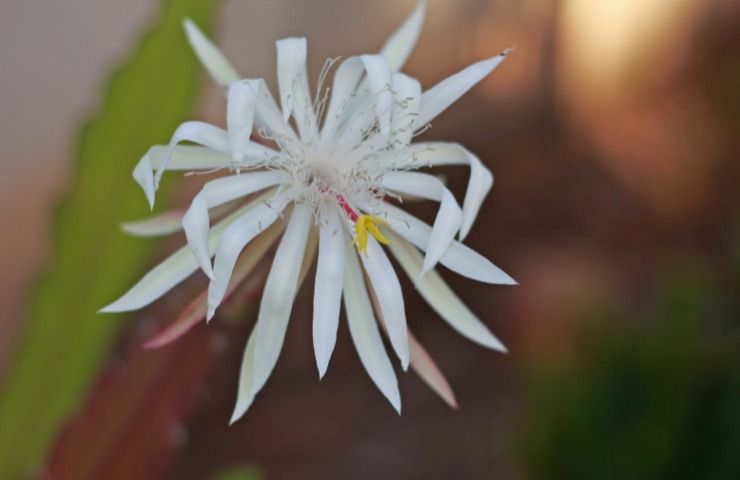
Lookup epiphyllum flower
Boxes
[102,1,515,422]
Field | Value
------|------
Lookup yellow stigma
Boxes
[354,215,390,255]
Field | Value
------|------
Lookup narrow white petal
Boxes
[320,56,364,145]
[356,233,409,370]
[276,37,317,140]
[390,73,421,146]
[100,245,200,314]
[360,54,392,137]
[155,121,230,189]
[253,79,300,147]
[381,171,463,274]
[100,195,269,313]
[408,330,458,408]
[138,145,231,170]
[230,327,258,423]
[184,20,297,146]
[183,18,240,88]
[333,90,379,152]
[420,188,463,274]
[230,212,310,423]
[133,146,232,209]
[183,171,284,277]
[208,191,292,317]
[227,79,259,161]
[343,239,401,413]
[380,0,426,71]
[396,142,493,240]
[251,204,312,393]
[143,221,284,350]
[416,51,510,128]
[313,206,346,378]
[121,209,184,237]
[389,233,507,352]
[132,153,157,209]
[376,202,516,285]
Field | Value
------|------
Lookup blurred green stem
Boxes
[0,0,220,477]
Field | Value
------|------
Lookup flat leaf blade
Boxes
[0,0,222,477]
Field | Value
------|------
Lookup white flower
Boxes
[102,1,515,422]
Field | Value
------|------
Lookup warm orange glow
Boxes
[559,0,698,100]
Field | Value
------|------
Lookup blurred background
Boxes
[2,0,740,478]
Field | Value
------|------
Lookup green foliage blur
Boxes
[520,247,740,479]
[210,464,263,480]
[0,0,220,477]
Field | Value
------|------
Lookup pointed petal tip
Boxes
[401,357,410,371]
[484,337,508,354]
[183,17,200,37]
[418,260,435,279]
[316,353,330,380]
[229,397,255,426]
[481,268,518,286]
[472,49,513,75]
[228,410,243,426]
[200,262,215,280]
[407,0,426,28]
[141,338,163,350]
[98,301,127,314]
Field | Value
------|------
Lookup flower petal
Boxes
[252,79,300,148]
[251,204,313,391]
[183,171,285,278]
[122,199,243,238]
[408,329,458,408]
[230,328,258,424]
[415,50,510,128]
[360,54,392,137]
[376,202,516,285]
[121,208,185,237]
[230,215,317,424]
[380,0,426,71]
[313,206,346,378]
[227,79,260,161]
[100,195,270,313]
[381,171,463,274]
[355,232,409,370]
[133,146,232,209]
[276,37,317,140]
[319,56,364,146]
[397,142,493,240]
[230,204,312,421]
[208,191,293,318]
[183,18,240,88]
[142,219,283,349]
[154,121,231,194]
[390,73,421,147]
[388,232,507,352]
[343,238,401,413]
